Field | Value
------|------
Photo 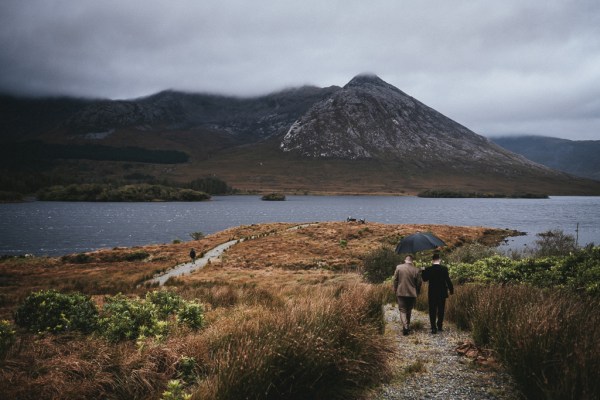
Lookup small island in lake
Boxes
[261,193,286,201]
[417,190,548,199]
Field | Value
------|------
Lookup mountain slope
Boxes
[492,136,600,181]
[2,75,600,195]
[279,74,558,177]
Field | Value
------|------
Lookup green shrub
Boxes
[177,301,204,330]
[176,356,198,383]
[448,246,600,293]
[0,320,16,359]
[123,250,150,261]
[14,290,98,333]
[447,242,498,264]
[161,380,191,400]
[362,246,403,284]
[98,291,204,342]
[98,294,166,342]
[146,290,183,319]
[189,231,205,240]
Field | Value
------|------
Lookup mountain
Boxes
[280,74,545,169]
[1,74,600,196]
[492,136,600,181]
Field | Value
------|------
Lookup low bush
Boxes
[98,291,204,342]
[146,290,184,319]
[0,320,16,359]
[362,246,403,284]
[448,245,600,294]
[98,294,166,342]
[189,231,205,240]
[161,380,191,400]
[177,301,204,330]
[531,229,577,257]
[446,242,498,264]
[14,290,98,334]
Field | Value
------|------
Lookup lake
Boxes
[1,196,599,256]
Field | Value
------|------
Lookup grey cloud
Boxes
[0,0,599,139]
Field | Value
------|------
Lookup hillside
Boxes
[492,135,600,181]
[2,75,600,195]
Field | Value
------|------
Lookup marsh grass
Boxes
[446,284,600,399]
[0,283,393,400]
[192,284,393,399]
[0,222,516,398]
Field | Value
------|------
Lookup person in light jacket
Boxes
[393,254,422,336]
[422,253,454,334]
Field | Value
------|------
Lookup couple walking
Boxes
[392,253,454,335]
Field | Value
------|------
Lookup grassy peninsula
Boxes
[0,222,597,399]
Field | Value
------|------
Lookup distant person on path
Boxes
[189,248,196,264]
[422,253,454,334]
[393,254,422,336]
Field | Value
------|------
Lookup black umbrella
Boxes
[395,232,446,254]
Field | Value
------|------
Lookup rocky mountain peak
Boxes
[280,75,546,173]
[344,73,389,89]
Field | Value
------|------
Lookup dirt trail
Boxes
[373,306,523,400]
[145,223,317,286]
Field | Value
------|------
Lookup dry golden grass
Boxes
[0,221,514,319]
[0,221,520,399]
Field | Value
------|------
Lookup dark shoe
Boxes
[431,328,437,334]
[437,327,444,332]
[402,328,409,336]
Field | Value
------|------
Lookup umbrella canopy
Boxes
[395,232,446,254]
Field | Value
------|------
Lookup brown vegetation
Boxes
[0,222,518,399]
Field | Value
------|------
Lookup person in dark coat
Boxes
[189,248,196,264]
[422,253,454,334]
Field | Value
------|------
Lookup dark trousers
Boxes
[428,297,446,330]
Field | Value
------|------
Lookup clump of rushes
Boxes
[446,284,600,399]
[193,284,393,399]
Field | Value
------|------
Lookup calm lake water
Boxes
[1,196,599,256]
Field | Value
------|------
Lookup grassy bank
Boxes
[0,222,545,399]
[1,284,392,399]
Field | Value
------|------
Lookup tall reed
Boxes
[446,284,600,399]
[191,284,393,399]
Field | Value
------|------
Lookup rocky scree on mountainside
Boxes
[279,74,552,173]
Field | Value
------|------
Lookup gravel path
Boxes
[372,305,524,400]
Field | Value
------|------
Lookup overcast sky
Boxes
[1,0,599,140]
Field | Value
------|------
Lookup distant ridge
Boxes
[492,136,600,181]
[1,74,600,196]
